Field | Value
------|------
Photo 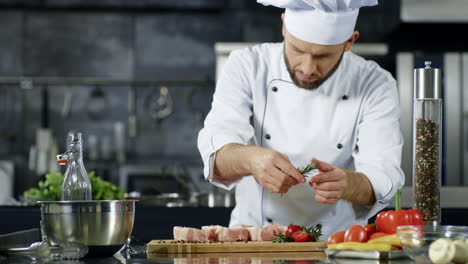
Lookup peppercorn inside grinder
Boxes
[412,61,442,224]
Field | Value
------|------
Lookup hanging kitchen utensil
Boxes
[61,90,73,119]
[87,85,108,120]
[145,86,173,123]
[188,86,205,124]
[128,87,137,138]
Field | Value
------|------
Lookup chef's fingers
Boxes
[267,166,298,186]
[314,192,339,204]
[276,156,306,183]
[314,189,341,200]
[256,167,294,191]
[309,171,344,185]
[312,181,346,192]
[262,179,291,194]
[312,158,334,172]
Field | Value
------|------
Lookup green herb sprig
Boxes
[302,224,322,241]
[298,162,319,174]
[272,224,322,243]
[272,233,294,243]
[280,162,319,197]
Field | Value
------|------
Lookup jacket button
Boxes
[337,143,343,149]
[272,87,278,92]
[342,95,348,100]
[266,217,273,223]
[265,134,271,140]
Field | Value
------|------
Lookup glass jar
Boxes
[60,132,92,201]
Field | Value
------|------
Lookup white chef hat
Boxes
[257,0,378,45]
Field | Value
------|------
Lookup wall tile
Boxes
[23,12,134,78]
[240,12,283,42]
[356,0,400,42]
[134,13,241,81]
[0,11,22,76]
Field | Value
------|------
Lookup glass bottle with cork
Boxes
[57,131,92,200]
[412,61,442,225]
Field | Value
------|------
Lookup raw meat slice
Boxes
[260,224,283,241]
[219,227,249,242]
[201,225,225,241]
[173,226,207,242]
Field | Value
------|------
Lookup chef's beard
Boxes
[284,51,344,90]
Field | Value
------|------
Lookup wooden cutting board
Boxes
[148,251,327,260]
[147,240,327,254]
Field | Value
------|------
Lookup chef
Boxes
[198,0,404,238]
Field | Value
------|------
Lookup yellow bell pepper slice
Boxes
[327,242,395,252]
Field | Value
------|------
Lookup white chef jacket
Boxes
[197,43,404,239]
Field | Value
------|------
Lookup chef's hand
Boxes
[247,147,306,194]
[308,158,347,204]
[308,158,376,206]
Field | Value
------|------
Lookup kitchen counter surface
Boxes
[0,252,417,264]
[0,205,464,264]
[2,205,468,243]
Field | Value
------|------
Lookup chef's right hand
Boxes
[247,146,306,193]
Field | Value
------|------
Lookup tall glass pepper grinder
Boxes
[57,131,92,200]
[412,61,442,225]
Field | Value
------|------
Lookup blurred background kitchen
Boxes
[0,0,468,211]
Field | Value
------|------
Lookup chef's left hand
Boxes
[308,158,347,204]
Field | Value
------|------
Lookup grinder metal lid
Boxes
[414,61,442,100]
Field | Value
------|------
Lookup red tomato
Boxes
[293,261,311,264]
[364,224,376,237]
[344,225,368,243]
[369,232,390,240]
[407,209,424,225]
[292,230,313,242]
[327,231,345,244]
[376,210,413,234]
[375,189,424,234]
[285,225,302,236]
[392,245,403,250]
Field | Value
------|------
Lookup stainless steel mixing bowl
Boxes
[39,200,136,258]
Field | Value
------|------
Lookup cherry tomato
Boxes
[344,225,368,243]
[364,224,376,237]
[327,231,345,244]
[375,211,388,233]
[293,261,311,264]
[285,225,302,236]
[369,232,390,240]
[292,230,313,242]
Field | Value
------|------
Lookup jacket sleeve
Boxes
[197,50,256,190]
[352,76,405,217]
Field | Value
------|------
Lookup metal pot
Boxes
[39,200,136,258]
